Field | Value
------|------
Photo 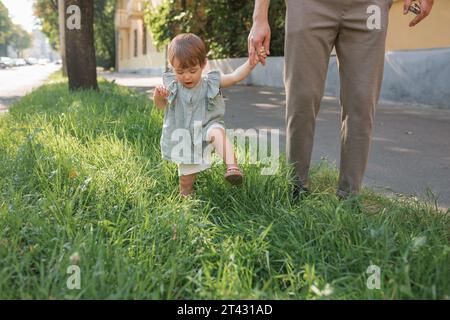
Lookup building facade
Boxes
[115,0,166,74]
[114,0,450,74]
[386,0,450,51]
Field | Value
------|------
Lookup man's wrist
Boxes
[253,0,270,23]
[253,14,268,24]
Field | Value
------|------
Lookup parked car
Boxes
[14,58,27,67]
[38,58,50,65]
[0,56,14,68]
[25,57,38,65]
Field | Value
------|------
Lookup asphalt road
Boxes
[0,64,61,113]
[221,85,450,209]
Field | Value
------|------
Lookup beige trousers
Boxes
[285,0,391,196]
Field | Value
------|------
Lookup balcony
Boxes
[115,9,130,29]
[127,0,145,20]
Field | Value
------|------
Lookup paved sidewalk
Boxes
[100,71,450,209]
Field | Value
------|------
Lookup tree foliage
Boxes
[0,2,13,45]
[33,0,116,69]
[33,0,59,49]
[0,2,32,57]
[145,0,286,59]
[8,25,32,57]
[93,0,116,70]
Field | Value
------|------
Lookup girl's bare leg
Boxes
[179,173,197,197]
[208,127,243,185]
[208,127,238,168]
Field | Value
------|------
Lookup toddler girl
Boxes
[153,33,266,197]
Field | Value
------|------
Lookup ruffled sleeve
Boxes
[204,70,225,119]
[206,70,221,99]
[162,71,178,109]
[162,70,176,87]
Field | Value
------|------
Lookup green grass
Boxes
[0,76,449,299]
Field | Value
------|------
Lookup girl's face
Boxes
[172,58,206,89]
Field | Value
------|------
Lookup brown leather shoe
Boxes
[224,166,244,185]
[292,183,310,202]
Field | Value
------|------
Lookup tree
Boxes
[58,0,67,76]
[145,0,208,50]
[34,0,116,69]
[145,0,286,59]
[8,25,32,58]
[64,0,98,91]
[93,0,116,70]
[34,0,60,49]
[0,2,13,56]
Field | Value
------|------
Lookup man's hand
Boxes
[248,20,271,66]
[153,85,170,110]
[404,0,434,27]
[249,0,271,66]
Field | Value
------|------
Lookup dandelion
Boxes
[70,252,80,265]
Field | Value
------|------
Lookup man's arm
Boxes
[248,0,271,66]
[404,0,434,27]
[253,0,270,24]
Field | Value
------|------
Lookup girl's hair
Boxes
[168,33,207,69]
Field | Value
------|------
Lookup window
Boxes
[120,38,123,60]
[134,29,138,57]
[143,24,147,55]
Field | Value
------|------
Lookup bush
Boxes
[145,0,286,59]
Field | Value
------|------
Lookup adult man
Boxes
[248,0,434,200]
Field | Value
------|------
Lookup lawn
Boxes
[0,75,448,299]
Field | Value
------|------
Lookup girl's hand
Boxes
[222,47,267,88]
[153,86,170,110]
[249,46,267,69]
[153,86,170,99]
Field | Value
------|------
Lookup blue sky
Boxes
[1,0,38,32]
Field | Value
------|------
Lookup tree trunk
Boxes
[65,0,98,91]
[58,0,67,77]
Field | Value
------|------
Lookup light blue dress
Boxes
[160,70,226,164]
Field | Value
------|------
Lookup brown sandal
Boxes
[224,167,244,185]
